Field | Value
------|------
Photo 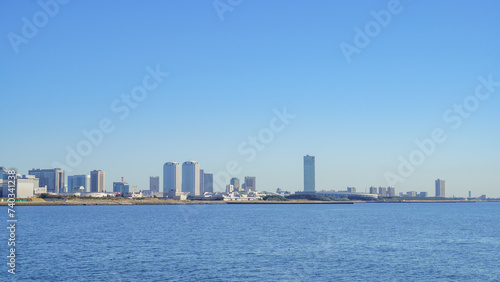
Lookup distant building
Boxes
[303,191,378,200]
[68,175,90,192]
[230,178,240,190]
[378,187,387,197]
[182,161,200,196]
[347,187,356,193]
[204,173,213,193]
[72,186,85,193]
[124,191,143,198]
[150,176,160,193]
[2,174,46,198]
[28,168,65,194]
[406,191,417,197]
[199,169,205,194]
[419,192,428,198]
[468,191,472,198]
[90,170,105,192]
[244,176,256,192]
[163,162,181,193]
[435,179,445,197]
[113,181,130,194]
[0,167,8,180]
[369,186,378,194]
[387,187,396,197]
[172,192,189,201]
[226,184,234,193]
[304,155,315,192]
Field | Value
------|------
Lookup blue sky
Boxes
[1,0,500,197]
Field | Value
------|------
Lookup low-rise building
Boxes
[298,191,379,200]
[124,191,143,198]
[1,175,47,198]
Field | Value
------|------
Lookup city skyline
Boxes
[1,159,490,197]
[2,1,500,197]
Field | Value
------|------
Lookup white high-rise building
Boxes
[304,155,315,192]
[163,162,181,193]
[182,161,200,196]
[435,179,445,197]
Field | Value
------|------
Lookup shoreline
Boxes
[0,198,494,206]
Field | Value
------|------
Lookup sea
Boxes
[2,202,500,281]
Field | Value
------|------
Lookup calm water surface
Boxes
[2,202,500,281]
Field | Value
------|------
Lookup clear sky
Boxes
[2,0,500,197]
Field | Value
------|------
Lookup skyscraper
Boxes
[387,187,396,197]
[244,176,256,192]
[435,179,445,197]
[182,161,200,196]
[90,170,105,192]
[204,173,213,193]
[28,168,65,194]
[378,187,387,197]
[199,169,205,194]
[163,162,181,193]
[230,177,240,190]
[150,176,160,193]
[67,174,90,192]
[303,155,315,192]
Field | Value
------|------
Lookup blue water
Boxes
[2,202,500,281]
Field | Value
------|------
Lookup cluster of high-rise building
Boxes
[66,170,106,193]
[0,167,107,198]
[27,168,106,193]
[0,158,453,199]
[226,176,256,193]
[163,161,214,196]
[368,186,397,197]
[162,161,256,197]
